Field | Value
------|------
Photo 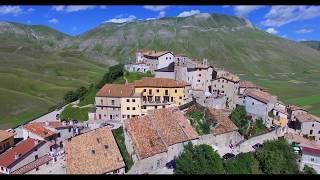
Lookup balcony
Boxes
[142,100,171,106]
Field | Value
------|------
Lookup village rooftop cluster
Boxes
[0,50,320,174]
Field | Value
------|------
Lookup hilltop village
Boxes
[1,50,320,174]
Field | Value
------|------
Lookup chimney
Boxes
[14,153,19,160]
[108,89,111,94]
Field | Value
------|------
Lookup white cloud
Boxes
[144,6,168,12]
[27,8,34,12]
[0,6,23,16]
[282,34,287,38]
[298,38,307,41]
[52,5,65,11]
[234,6,264,17]
[262,6,320,27]
[146,18,156,21]
[49,18,59,24]
[266,27,278,34]
[51,5,95,12]
[106,15,136,23]
[295,28,314,34]
[158,11,165,18]
[177,10,200,17]
[100,6,107,9]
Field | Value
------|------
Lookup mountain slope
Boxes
[300,40,320,51]
[1,13,320,128]
[0,22,108,129]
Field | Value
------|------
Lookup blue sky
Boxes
[0,5,320,41]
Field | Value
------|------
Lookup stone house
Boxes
[125,63,150,73]
[244,89,277,128]
[300,146,320,173]
[211,71,240,109]
[295,113,320,143]
[287,105,308,121]
[0,130,15,154]
[198,108,243,150]
[136,50,175,73]
[0,138,50,174]
[123,107,199,174]
[154,62,176,79]
[271,102,289,128]
[65,127,125,174]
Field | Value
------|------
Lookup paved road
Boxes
[32,106,66,123]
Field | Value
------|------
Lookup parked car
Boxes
[6,128,15,133]
[56,114,60,120]
[252,143,263,150]
[166,160,176,169]
[222,153,235,160]
[100,122,114,128]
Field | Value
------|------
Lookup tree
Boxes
[224,153,262,174]
[75,86,88,101]
[63,90,77,103]
[229,105,248,135]
[96,64,124,89]
[255,139,299,174]
[302,165,317,174]
[175,143,225,174]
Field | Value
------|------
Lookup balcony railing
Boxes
[142,100,171,106]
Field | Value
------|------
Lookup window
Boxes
[156,89,159,93]
[133,107,136,110]
[179,97,182,99]
[99,114,101,119]
[68,128,71,132]
[310,130,313,135]
[104,145,108,149]
[35,155,38,160]
[165,90,169,95]
[155,106,158,109]
[144,89,146,92]
[113,108,115,110]
[171,97,174,102]
[311,158,315,162]
[127,115,130,118]
[127,107,130,110]
[92,150,95,154]
[197,80,200,82]
[218,80,220,83]
[100,99,103,104]
[312,124,315,127]
[1,167,3,171]
[175,89,177,93]
[214,85,216,87]
[198,74,201,77]
[252,102,255,106]
[132,99,135,102]
[222,85,224,88]
[101,107,103,110]
[163,106,165,108]
[318,130,320,134]
[127,99,130,102]
[111,100,115,105]
[123,115,125,118]
[36,167,39,171]
[149,89,152,95]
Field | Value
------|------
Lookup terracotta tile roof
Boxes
[65,127,125,174]
[217,71,240,82]
[124,107,199,160]
[295,113,320,123]
[11,155,52,174]
[245,89,273,104]
[23,123,55,139]
[96,83,135,97]
[141,50,172,58]
[0,138,43,168]
[287,105,306,112]
[301,146,320,157]
[284,133,320,149]
[0,130,15,142]
[240,81,257,88]
[134,77,186,88]
[207,108,239,135]
[38,121,73,129]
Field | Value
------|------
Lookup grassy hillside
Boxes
[300,41,320,51]
[0,23,108,129]
[1,13,320,128]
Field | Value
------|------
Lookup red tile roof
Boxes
[125,107,199,160]
[295,113,320,123]
[207,108,239,135]
[23,123,55,139]
[141,50,172,58]
[96,83,135,97]
[38,121,72,129]
[11,155,52,174]
[287,105,306,112]
[301,146,320,156]
[245,89,273,104]
[134,77,186,88]
[240,81,257,88]
[0,138,43,168]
